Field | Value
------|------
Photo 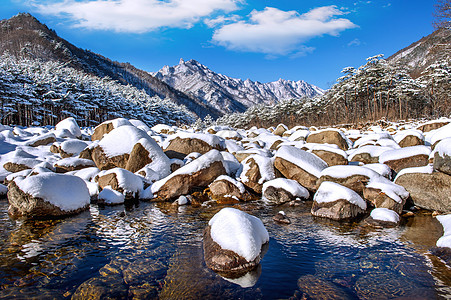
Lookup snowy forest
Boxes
[0,53,196,127]
[216,54,451,129]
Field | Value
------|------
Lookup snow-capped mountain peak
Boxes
[152,59,324,115]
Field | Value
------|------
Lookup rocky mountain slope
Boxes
[388,28,451,78]
[0,13,221,119]
[152,59,324,114]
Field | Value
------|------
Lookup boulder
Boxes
[152,150,226,200]
[125,138,171,177]
[273,124,288,136]
[296,275,351,300]
[7,173,90,219]
[306,129,350,150]
[57,139,89,158]
[91,118,131,141]
[203,208,269,276]
[349,146,392,164]
[262,178,309,205]
[209,175,250,202]
[55,117,82,139]
[273,211,291,224]
[239,154,275,194]
[274,146,327,192]
[434,138,451,175]
[362,179,409,214]
[311,181,367,220]
[379,146,431,173]
[311,146,348,166]
[365,208,400,227]
[96,168,143,199]
[397,134,424,148]
[417,120,449,132]
[395,171,451,213]
[3,158,42,173]
[164,132,225,160]
[54,158,96,173]
[318,165,380,195]
[24,133,56,147]
[91,125,155,170]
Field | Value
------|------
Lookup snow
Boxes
[287,129,310,141]
[394,164,434,181]
[362,163,393,179]
[4,157,44,169]
[429,123,451,145]
[211,175,246,194]
[379,145,431,163]
[216,130,243,140]
[70,167,100,181]
[59,139,89,155]
[436,214,451,248]
[54,157,95,168]
[224,139,245,153]
[135,138,171,180]
[320,165,380,180]
[310,144,348,158]
[435,138,451,157]
[97,168,144,197]
[163,131,225,149]
[111,118,132,129]
[208,207,269,262]
[348,145,392,161]
[152,149,224,194]
[353,132,393,148]
[55,117,81,138]
[139,186,154,200]
[6,169,32,182]
[370,208,400,223]
[220,151,242,176]
[175,195,189,205]
[240,154,275,185]
[275,145,328,177]
[393,129,424,144]
[98,125,153,157]
[98,186,125,205]
[23,132,56,147]
[262,178,309,199]
[314,181,367,210]
[84,180,99,197]
[15,173,90,211]
[366,177,409,203]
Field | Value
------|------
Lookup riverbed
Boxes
[0,198,450,299]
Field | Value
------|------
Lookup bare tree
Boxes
[433,0,451,29]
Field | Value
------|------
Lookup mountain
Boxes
[152,59,324,115]
[0,13,221,119]
[387,28,451,78]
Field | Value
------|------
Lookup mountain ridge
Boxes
[152,58,324,115]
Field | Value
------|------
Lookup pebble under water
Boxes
[0,198,450,299]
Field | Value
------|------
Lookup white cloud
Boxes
[204,15,240,28]
[32,0,242,33]
[348,38,361,46]
[212,6,357,55]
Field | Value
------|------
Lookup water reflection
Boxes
[0,200,449,299]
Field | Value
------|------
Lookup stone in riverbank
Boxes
[203,208,269,276]
[7,173,90,219]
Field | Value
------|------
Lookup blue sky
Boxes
[1,0,435,89]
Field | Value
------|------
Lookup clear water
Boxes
[0,199,450,299]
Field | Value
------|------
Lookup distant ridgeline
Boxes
[0,54,196,127]
[217,53,451,129]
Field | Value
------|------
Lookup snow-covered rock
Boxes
[98,186,125,205]
[367,208,400,226]
[318,165,380,194]
[433,138,451,175]
[54,157,96,173]
[152,149,226,200]
[306,128,351,150]
[163,131,226,160]
[91,118,132,141]
[96,168,144,199]
[437,214,451,248]
[274,145,327,192]
[239,154,275,194]
[262,178,309,205]
[209,175,249,202]
[55,117,82,139]
[379,145,431,173]
[203,207,269,274]
[8,173,90,219]
[312,181,367,220]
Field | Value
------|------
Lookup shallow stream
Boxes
[0,199,450,299]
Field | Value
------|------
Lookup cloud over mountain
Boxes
[212,6,357,55]
[32,0,242,33]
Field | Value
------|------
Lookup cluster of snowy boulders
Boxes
[1,116,451,271]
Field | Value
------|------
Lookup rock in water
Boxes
[203,207,269,276]
[273,211,291,224]
[262,178,309,205]
[7,173,90,219]
[312,181,367,220]
[152,150,226,200]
